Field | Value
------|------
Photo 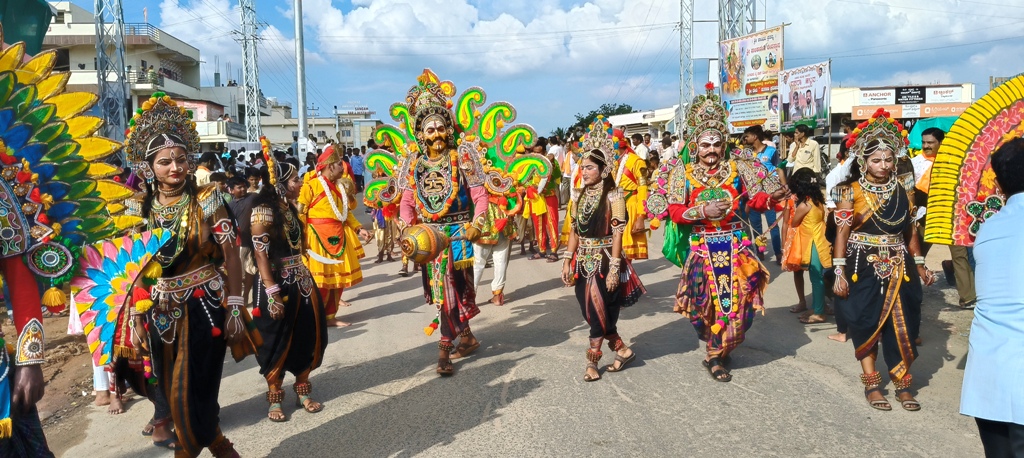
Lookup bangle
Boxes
[913,256,925,265]
[834,266,844,276]
[265,284,281,296]
[227,296,244,308]
[833,258,846,266]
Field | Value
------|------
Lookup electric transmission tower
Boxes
[94,0,128,146]
[238,0,262,141]
[719,0,756,40]
[678,0,694,128]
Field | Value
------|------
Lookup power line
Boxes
[608,1,664,103]
[788,33,1024,62]
[831,0,1024,20]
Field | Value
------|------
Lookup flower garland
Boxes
[318,175,349,223]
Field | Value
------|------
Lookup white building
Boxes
[44,2,201,110]
[607,105,680,138]
[260,103,382,152]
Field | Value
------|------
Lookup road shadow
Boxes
[269,358,543,457]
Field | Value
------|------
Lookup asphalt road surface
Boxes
[66,220,983,457]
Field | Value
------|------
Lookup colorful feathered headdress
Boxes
[846,107,909,170]
[576,116,620,178]
[684,82,730,160]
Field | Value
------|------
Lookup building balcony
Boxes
[126,70,199,99]
[43,22,199,64]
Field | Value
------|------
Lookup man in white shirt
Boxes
[548,136,569,206]
[814,67,828,119]
[630,133,648,160]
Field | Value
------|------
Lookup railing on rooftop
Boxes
[123,23,200,55]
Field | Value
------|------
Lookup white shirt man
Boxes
[631,134,649,161]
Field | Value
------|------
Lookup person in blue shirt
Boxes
[961,136,1024,457]
[350,147,365,192]
[740,125,783,265]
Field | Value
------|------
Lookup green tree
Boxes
[564,103,634,139]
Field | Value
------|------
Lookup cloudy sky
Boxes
[75,0,1024,134]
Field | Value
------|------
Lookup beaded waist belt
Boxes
[693,221,744,236]
[279,255,312,286]
[849,232,904,247]
[426,211,471,226]
[154,265,221,294]
[577,236,612,249]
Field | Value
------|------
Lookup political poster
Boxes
[778,61,831,131]
[719,25,783,133]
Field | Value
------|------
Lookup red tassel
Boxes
[16,171,31,183]
[37,213,50,225]
[192,288,206,298]
[211,326,222,338]
[0,152,16,165]
[252,307,261,318]
[29,188,41,203]
[494,218,508,233]
[132,286,151,302]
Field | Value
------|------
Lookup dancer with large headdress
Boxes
[561,116,646,382]
[364,69,550,376]
[250,139,328,422]
[832,107,936,412]
[298,144,371,327]
[123,92,259,458]
[646,83,787,382]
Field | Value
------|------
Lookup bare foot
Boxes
[827,332,847,342]
[94,390,111,407]
[108,395,125,415]
[339,300,352,307]
[326,318,351,328]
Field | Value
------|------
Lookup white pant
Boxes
[93,360,109,391]
[473,237,511,295]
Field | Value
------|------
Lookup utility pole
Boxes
[678,0,694,132]
[309,103,318,143]
[238,0,262,141]
[294,0,308,153]
[94,0,128,148]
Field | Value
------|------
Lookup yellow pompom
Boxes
[424,326,435,336]
[650,219,661,230]
[496,120,505,129]
[42,287,66,310]
[135,299,154,314]
[142,261,163,279]
[710,323,722,335]
[474,110,481,117]
[901,130,908,136]
[852,273,859,283]
[0,417,11,439]
[516,145,525,153]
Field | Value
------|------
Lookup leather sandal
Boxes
[703,357,731,382]
[895,389,921,411]
[583,363,601,382]
[451,341,480,359]
[605,351,636,373]
[267,390,287,422]
[437,357,454,376]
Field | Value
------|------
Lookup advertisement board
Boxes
[778,61,830,130]
[719,25,784,133]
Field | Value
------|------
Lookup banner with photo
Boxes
[778,61,831,131]
[718,25,783,134]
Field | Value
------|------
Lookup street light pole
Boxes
[294,0,308,153]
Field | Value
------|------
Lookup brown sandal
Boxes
[861,372,892,411]
[583,363,601,382]
[294,382,323,414]
[604,351,636,372]
[266,390,287,422]
[437,357,454,376]
[451,341,480,359]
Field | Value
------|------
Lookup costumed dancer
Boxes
[364,69,551,376]
[472,187,522,306]
[298,145,371,327]
[561,118,645,382]
[250,154,328,422]
[647,83,787,382]
[832,108,935,412]
[525,142,561,262]
[0,30,141,454]
[398,74,488,376]
[614,129,650,260]
[124,93,260,458]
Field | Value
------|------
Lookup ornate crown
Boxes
[576,116,620,178]
[685,82,730,157]
[125,92,200,181]
[406,69,457,128]
[846,107,909,162]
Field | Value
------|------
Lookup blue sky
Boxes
[73,0,1024,135]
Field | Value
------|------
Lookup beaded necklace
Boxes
[150,194,191,267]
[859,176,906,227]
[318,175,349,223]
[280,201,302,252]
[690,161,734,189]
[574,186,603,233]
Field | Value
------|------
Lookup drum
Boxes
[400,224,451,264]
